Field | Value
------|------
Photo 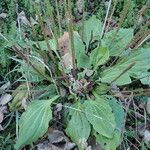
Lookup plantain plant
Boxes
[1,0,149,150]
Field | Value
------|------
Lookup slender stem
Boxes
[105,0,117,33]
[45,0,59,49]
[12,45,51,81]
[0,33,9,42]
[100,0,112,39]
[66,0,76,69]
[15,110,19,139]
[16,4,22,40]
[31,24,42,51]
[134,33,150,49]
[109,0,130,48]
[34,2,55,62]
[81,0,85,41]
[55,0,62,36]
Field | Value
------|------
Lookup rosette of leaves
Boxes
[14,14,150,150]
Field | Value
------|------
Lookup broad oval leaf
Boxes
[15,96,59,150]
[74,33,90,68]
[90,47,109,70]
[100,47,150,85]
[102,28,134,56]
[83,15,102,47]
[140,72,150,85]
[94,96,124,150]
[106,96,125,131]
[100,68,131,86]
[95,130,121,150]
[84,95,116,138]
[66,102,91,149]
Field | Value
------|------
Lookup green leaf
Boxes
[66,102,91,150]
[100,48,150,85]
[131,71,150,85]
[90,47,109,70]
[83,15,102,47]
[84,95,116,138]
[74,33,90,68]
[102,28,134,56]
[95,130,121,150]
[39,39,57,51]
[94,96,124,150]
[16,52,51,82]
[94,83,109,95]
[100,68,131,86]
[15,96,59,150]
[31,84,57,99]
[140,72,150,85]
[106,96,124,131]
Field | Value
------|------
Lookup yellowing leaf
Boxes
[15,96,59,150]
[9,83,31,111]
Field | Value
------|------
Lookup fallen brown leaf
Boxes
[58,32,73,69]
[58,32,70,56]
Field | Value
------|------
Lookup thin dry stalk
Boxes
[109,0,131,47]
[105,0,118,33]
[55,0,62,36]
[12,45,51,81]
[34,2,55,62]
[66,0,76,69]
[100,0,112,39]
[45,0,59,48]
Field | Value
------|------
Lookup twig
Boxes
[134,33,150,49]
[100,0,112,39]
[45,0,59,48]
[105,0,117,33]
[12,45,51,81]
[34,2,55,62]
[16,4,22,40]
[55,0,62,36]
[29,55,59,94]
